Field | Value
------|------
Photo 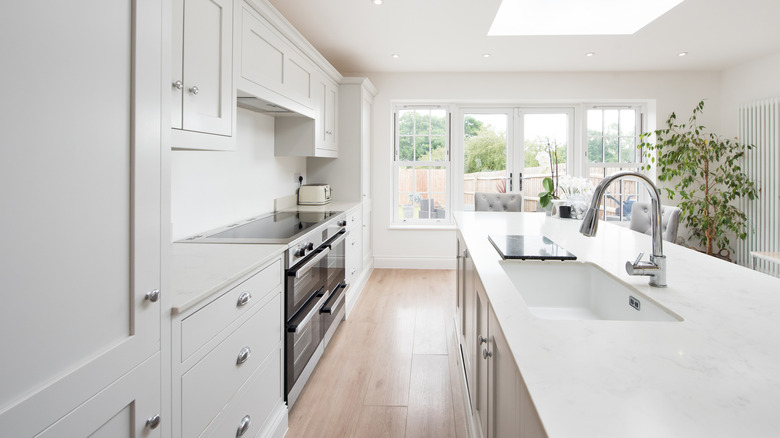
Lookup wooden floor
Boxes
[286,269,470,438]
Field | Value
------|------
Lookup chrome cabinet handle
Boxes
[483,348,492,359]
[237,291,252,307]
[144,289,160,302]
[189,85,199,95]
[172,80,183,90]
[478,335,488,345]
[236,346,251,365]
[236,415,251,436]
[145,413,161,430]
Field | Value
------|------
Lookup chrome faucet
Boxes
[579,171,667,287]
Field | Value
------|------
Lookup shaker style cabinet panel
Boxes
[239,6,287,97]
[172,0,235,150]
[0,0,163,435]
[238,2,315,112]
[314,73,339,155]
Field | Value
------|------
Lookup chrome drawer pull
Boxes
[237,291,252,307]
[483,348,492,359]
[236,415,251,436]
[236,346,251,365]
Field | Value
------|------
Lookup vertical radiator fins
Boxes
[738,98,780,277]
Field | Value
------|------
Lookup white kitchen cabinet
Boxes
[171,0,235,150]
[237,2,314,113]
[171,255,286,438]
[469,277,545,438]
[0,0,164,436]
[345,206,363,286]
[314,72,339,156]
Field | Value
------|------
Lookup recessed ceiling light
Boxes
[678,51,688,57]
[586,52,595,57]
[483,53,491,58]
[371,0,383,4]
[391,54,400,59]
[489,0,685,35]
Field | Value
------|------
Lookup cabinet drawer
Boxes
[181,293,282,438]
[347,208,362,230]
[181,258,282,361]
[203,346,283,438]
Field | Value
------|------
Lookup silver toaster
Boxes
[298,184,332,205]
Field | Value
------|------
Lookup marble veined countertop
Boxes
[454,211,780,437]
[170,243,286,314]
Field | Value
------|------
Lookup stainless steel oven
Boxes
[284,215,347,407]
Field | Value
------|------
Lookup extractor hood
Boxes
[236,90,315,119]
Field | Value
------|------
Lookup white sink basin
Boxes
[499,261,682,322]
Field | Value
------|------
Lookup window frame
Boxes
[584,104,648,221]
[392,104,452,226]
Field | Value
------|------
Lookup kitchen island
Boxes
[455,211,780,437]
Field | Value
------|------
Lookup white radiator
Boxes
[738,98,780,277]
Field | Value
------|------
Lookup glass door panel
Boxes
[522,113,569,211]
[463,113,509,210]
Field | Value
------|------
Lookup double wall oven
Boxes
[181,209,348,407]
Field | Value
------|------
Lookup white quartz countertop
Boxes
[454,211,780,437]
[170,243,286,314]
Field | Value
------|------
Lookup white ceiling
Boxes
[267,0,780,74]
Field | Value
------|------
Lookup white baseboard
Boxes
[374,256,456,270]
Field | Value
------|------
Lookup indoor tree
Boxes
[638,100,758,256]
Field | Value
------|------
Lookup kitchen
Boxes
[2,0,780,437]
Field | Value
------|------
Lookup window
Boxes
[586,107,643,221]
[393,106,450,224]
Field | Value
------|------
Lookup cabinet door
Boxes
[462,246,476,397]
[475,279,490,438]
[181,0,233,135]
[488,309,522,438]
[324,80,338,150]
[361,95,372,200]
[0,0,162,433]
[240,7,286,97]
[36,355,161,438]
[285,51,313,108]
[362,202,372,265]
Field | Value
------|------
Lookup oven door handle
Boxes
[320,282,348,314]
[287,291,330,334]
[323,229,349,249]
[289,246,330,280]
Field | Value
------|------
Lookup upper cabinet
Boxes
[172,0,235,151]
[237,0,342,158]
[314,72,339,156]
[236,3,315,115]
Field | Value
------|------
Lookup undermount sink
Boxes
[499,260,682,322]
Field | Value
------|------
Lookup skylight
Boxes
[488,0,684,36]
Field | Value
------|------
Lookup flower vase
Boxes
[567,194,589,220]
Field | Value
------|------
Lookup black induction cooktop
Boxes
[182,210,344,244]
[488,234,577,261]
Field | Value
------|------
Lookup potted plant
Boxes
[638,100,758,257]
[538,140,561,210]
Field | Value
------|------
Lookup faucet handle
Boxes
[633,252,645,265]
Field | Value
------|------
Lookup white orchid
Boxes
[558,175,595,198]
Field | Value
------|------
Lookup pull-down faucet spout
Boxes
[579,171,667,287]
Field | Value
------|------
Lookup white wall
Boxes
[719,50,780,137]
[170,107,306,240]
[367,71,721,268]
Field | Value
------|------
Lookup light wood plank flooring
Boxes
[287,269,469,438]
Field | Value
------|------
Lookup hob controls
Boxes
[337,220,347,227]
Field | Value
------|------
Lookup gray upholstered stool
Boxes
[629,202,682,243]
[474,192,523,212]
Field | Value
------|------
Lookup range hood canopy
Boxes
[236,91,314,119]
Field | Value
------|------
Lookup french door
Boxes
[460,108,574,211]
